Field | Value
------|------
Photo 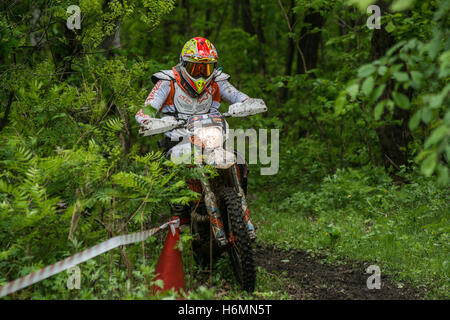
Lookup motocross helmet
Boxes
[179,37,218,95]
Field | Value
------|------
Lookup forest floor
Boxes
[189,243,426,300]
[252,244,423,300]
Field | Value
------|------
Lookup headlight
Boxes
[195,126,223,149]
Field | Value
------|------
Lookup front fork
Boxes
[230,164,257,240]
[199,164,257,247]
[200,172,228,246]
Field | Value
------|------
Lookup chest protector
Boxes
[151,65,220,117]
[173,81,212,115]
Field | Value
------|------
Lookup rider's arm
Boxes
[135,80,171,125]
[218,80,249,105]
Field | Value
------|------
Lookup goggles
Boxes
[184,61,216,79]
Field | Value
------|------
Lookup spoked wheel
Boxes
[220,187,256,292]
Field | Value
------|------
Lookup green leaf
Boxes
[410,71,424,88]
[393,72,409,82]
[374,101,386,120]
[445,110,450,126]
[369,84,386,104]
[335,93,348,115]
[424,125,448,149]
[346,0,375,11]
[415,150,432,162]
[409,110,421,131]
[428,35,441,60]
[142,106,153,115]
[436,164,449,186]
[421,152,437,177]
[385,21,396,33]
[438,51,450,78]
[361,76,375,96]
[392,92,410,109]
[429,93,445,109]
[422,108,433,124]
[378,66,388,76]
[391,0,416,12]
[386,41,407,56]
[346,83,360,100]
[446,145,450,163]
[358,64,376,78]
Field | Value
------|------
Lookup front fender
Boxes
[204,147,236,169]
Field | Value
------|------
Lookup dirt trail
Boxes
[254,244,424,300]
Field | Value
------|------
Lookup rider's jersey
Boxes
[135,65,249,125]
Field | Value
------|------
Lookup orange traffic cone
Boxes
[152,217,186,295]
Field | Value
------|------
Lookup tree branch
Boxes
[277,0,308,74]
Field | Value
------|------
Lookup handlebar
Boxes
[139,98,267,136]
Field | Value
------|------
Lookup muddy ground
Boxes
[253,244,424,300]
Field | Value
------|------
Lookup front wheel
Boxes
[220,187,256,292]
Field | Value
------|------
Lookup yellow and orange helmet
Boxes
[179,37,218,94]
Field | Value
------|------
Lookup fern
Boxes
[103,117,124,133]
[15,146,33,162]
[111,171,153,193]
[131,151,164,165]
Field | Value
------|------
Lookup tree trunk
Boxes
[100,0,123,57]
[56,22,82,81]
[101,23,122,56]
[182,0,191,37]
[240,0,267,75]
[0,91,14,132]
[281,0,296,102]
[371,1,412,170]
[297,11,324,74]
[255,8,267,76]
[241,0,256,35]
[205,7,212,38]
[232,0,240,28]
[162,19,171,51]
[214,0,230,43]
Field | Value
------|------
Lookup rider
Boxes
[135,37,252,215]
[135,37,251,159]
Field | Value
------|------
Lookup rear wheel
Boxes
[220,187,256,292]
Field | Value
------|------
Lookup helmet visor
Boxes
[184,62,216,79]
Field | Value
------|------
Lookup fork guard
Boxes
[200,172,228,246]
[230,164,257,240]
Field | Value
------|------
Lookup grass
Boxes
[249,167,450,299]
[3,156,447,300]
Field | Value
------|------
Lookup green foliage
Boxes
[338,0,449,183]
[0,0,199,300]
[1,0,448,300]
[252,165,450,298]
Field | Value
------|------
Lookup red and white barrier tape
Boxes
[0,218,179,298]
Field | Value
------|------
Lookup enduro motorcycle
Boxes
[139,98,267,292]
